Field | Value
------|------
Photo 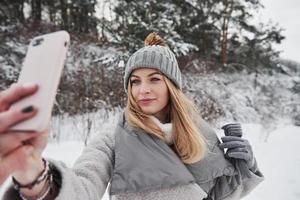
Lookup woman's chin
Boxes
[140,107,158,115]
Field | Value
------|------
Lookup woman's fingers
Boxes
[219,141,244,149]
[227,151,252,161]
[0,83,38,112]
[0,132,39,157]
[0,145,34,184]
[28,131,49,154]
[227,147,248,153]
[221,136,245,142]
[0,105,37,133]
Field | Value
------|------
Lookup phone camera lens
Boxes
[32,38,44,46]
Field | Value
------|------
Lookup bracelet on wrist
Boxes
[12,158,49,191]
[19,172,53,200]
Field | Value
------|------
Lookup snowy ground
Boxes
[215,121,300,200]
[237,123,300,200]
[1,122,299,200]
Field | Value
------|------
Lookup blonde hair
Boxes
[125,76,207,164]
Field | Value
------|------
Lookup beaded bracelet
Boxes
[19,173,53,200]
[12,158,49,190]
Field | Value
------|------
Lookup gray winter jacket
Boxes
[3,113,264,200]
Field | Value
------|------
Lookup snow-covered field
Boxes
[1,121,299,200]
[239,123,300,200]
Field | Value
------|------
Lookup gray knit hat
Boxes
[124,43,182,92]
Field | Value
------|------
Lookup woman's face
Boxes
[130,68,169,120]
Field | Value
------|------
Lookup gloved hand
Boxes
[219,123,257,179]
[219,136,257,172]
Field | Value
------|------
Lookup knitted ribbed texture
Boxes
[124,45,182,91]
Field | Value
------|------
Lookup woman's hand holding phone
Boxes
[0,83,48,190]
[0,30,68,198]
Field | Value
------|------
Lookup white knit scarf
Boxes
[149,116,173,145]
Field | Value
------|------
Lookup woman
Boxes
[1,33,264,200]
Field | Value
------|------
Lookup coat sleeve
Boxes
[206,163,264,200]
[198,119,265,200]
[2,130,115,200]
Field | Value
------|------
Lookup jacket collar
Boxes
[110,111,236,195]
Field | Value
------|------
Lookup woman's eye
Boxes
[130,79,139,84]
[151,78,161,82]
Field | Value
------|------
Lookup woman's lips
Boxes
[138,99,155,106]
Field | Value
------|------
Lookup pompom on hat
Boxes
[124,32,182,92]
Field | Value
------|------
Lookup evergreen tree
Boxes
[0,0,285,70]
[0,0,25,25]
[228,22,284,70]
[111,0,199,55]
[111,0,284,69]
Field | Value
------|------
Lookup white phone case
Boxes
[9,31,70,132]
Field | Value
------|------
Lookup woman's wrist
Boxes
[12,155,47,197]
[12,154,44,184]
[19,178,49,198]
[19,173,52,200]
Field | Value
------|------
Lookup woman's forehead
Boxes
[131,68,161,77]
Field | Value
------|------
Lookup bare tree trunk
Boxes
[221,0,233,66]
[31,0,42,22]
[60,0,68,29]
[84,116,92,146]
[81,4,89,33]
[14,0,25,22]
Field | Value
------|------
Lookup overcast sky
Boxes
[257,0,300,62]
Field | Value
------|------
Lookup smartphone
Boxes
[9,30,70,132]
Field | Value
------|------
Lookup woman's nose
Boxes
[139,83,151,94]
